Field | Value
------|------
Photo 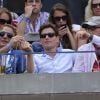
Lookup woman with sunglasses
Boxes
[75,0,100,49]
[49,3,76,50]
[0,24,34,74]
[0,24,28,74]
[85,0,100,21]
[0,7,12,30]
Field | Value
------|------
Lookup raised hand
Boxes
[24,5,33,18]
[20,40,33,52]
[75,30,90,48]
[58,25,67,37]
[9,35,24,49]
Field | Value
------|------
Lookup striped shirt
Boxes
[15,12,49,33]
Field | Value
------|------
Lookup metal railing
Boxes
[0,49,99,74]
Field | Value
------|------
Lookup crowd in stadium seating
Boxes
[0,0,100,74]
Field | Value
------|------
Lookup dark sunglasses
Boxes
[54,15,67,22]
[87,26,100,31]
[27,0,41,3]
[40,33,56,38]
[92,3,100,8]
[0,19,11,25]
[0,31,13,38]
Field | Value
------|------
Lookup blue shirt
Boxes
[5,50,26,74]
[34,48,75,73]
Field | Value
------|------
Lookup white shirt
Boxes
[33,48,75,73]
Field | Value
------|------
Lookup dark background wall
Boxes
[1,0,88,24]
[61,0,88,24]
[2,0,25,15]
[2,0,61,15]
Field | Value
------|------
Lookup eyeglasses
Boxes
[54,15,67,22]
[40,33,56,38]
[27,0,41,3]
[0,31,13,38]
[92,3,100,8]
[0,19,11,25]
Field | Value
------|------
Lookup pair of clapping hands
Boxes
[8,35,33,52]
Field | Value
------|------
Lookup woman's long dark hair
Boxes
[49,3,73,33]
[49,3,73,49]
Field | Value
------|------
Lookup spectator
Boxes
[49,3,76,49]
[73,16,100,72]
[0,7,12,30]
[0,24,27,74]
[0,25,21,73]
[31,23,75,73]
[15,0,49,35]
[85,0,100,21]
[68,0,100,49]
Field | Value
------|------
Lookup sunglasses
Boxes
[0,31,13,38]
[40,33,56,38]
[54,15,67,22]
[0,19,11,25]
[27,0,41,3]
[92,3,100,8]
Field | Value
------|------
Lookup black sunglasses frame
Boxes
[27,0,41,3]
[40,33,56,38]
[54,15,67,22]
[0,31,13,38]
[0,19,11,25]
[92,3,100,8]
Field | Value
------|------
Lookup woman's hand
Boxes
[20,40,33,52]
[58,25,67,37]
[75,30,90,48]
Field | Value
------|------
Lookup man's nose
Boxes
[3,34,8,38]
[59,18,63,22]
[97,4,100,8]
[32,0,36,5]
[45,35,49,39]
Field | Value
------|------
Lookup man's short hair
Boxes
[39,23,59,36]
